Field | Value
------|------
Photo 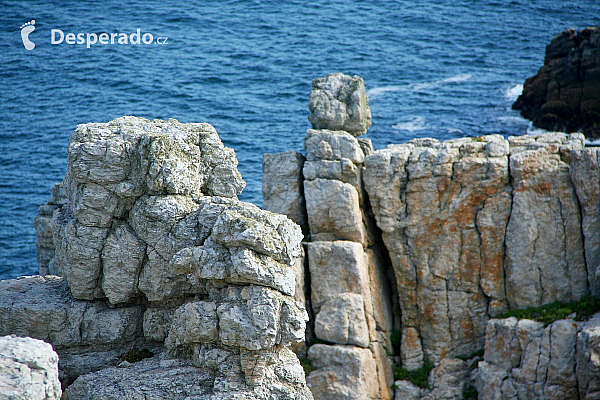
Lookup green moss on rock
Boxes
[393,357,434,389]
[499,296,600,326]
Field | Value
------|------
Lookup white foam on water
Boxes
[412,74,472,91]
[392,116,427,132]
[366,85,407,99]
[498,115,529,124]
[504,84,523,101]
[367,74,472,99]
[526,123,551,136]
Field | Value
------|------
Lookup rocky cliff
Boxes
[513,25,600,138]
[264,73,600,399]
[19,73,600,399]
[8,116,314,399]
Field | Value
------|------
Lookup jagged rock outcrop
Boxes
[0,335,62,400]
[475,314,600,399]
[513,25,600,138]
[308,73,372,136]
[264,73,600,400]
[264,73,394,400]
[21,116,314,399]
[24,72,600,399]
[52,117,245,303]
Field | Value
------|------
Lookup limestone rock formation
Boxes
[21,116,314,399]
[262,151,307,232]
[23,72,600,400]
[475,314,600,399]
[51,116,246,302]
[513,25,600,138]
[264,72,600,400]
[34,183,67,276]
[307,344,379,400]
[63,358,209,400]
[0,275,144,385]
[308,73,372,136]
[363,132,591,367]
[264,74,395,400]
[303,129,367,244]
[0,335,62,400]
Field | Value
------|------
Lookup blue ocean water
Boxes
[0,0,599,280]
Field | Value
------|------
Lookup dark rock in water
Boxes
[513,25,600,138]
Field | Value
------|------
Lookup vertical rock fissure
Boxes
[303,244,316,345]
[362,190,399,347]
[503,154,515,308]
[558,188,580,299]
[474,205,491,319]
[569,169,591,295]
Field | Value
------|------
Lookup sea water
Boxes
[1,0,599,279]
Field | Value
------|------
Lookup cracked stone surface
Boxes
[475,314,600,400]
[20,117,314,399]
[307,344,379,400]
[0,335,62,400]
[308,73,372,136]
[364,132,593,367]
[262,151,307,232]
[262,73,600,400]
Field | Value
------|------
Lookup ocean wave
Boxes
[412,74,472,91]
[367,74,472,99]
[586,139,600,146]
[447,127,464,135]
[392,116,427,132]
[526,123,551,136]
[366,85,406,99]
[498,115,529,124]
[504,84,523,101]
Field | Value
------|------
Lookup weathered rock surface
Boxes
[364,135,513,365]
[308,73,372,136]
[34,183,67,276]
[363,132,594,367]
[506,137,587,308]
[513,25,600,138]
[49,116,246,302]
[393,358,472,400]
[63,357,209,400]
[262,73,600,400]
[570,147,600,298]
[577,314,600,399]
[266,75,397,399]
[307,344,379,400]
[65,346,312,400]
[0,335,62,400]
[22,117,314,399]
[474,315,600,400]
[0,275,144,385]
[303,129,368,244]
[262,151,307,233]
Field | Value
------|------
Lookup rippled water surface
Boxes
[1,0,599,279]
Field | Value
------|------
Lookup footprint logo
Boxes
[20,20,36,50]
